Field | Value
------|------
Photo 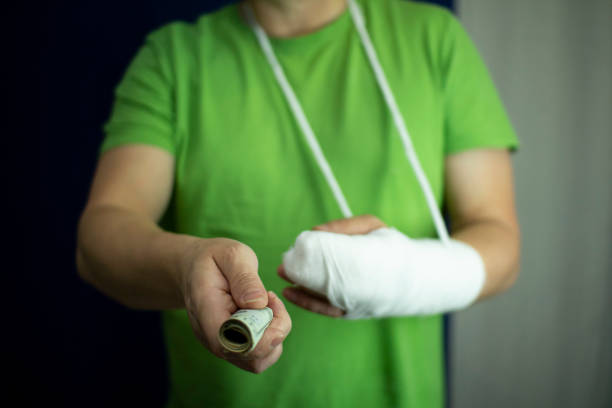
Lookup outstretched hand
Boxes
[278,214,386,318]
[182,238,291,374]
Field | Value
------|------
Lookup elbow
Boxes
[501,262,520,293]
[74,211,148,311]
[75,246,93,284]
[481,252,519,301]
[75,213,95,285]
[500,230,521,293]
[75,246,142,310]
[485,221,521,296]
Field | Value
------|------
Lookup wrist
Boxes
[151,231,209,306]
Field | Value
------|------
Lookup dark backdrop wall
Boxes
[36,1,452,406]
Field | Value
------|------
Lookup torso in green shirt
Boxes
[102,1,517,406]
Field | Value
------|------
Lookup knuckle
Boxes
[251,361,265,374]
[224,241,257,266]
[284,316,293,333]
[275,313,292,333]
[224,241,245,260]
[268,327,286,343]
[230,240,249,253]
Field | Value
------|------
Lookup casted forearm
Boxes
[451,218,520,300]
[76,204,197,310]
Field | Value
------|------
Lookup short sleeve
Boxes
[100,28,176,156]
[440,14,518,155]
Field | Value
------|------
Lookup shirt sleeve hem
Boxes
[444,139,519,156]
[98,132,176,157]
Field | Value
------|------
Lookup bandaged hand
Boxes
[281,216,486,319]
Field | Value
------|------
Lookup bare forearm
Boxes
[76,204,198,310]
[451,219,520,300]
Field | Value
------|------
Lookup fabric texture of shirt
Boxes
[101,0,518,406]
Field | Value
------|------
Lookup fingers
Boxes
[294,285,329,301]
[313,214,386,235]
[194,288,290,372]
[213,240,268,309]
[193,286,237,355]
[241,291,292,360]
[220,291,291,375]
[266,291,292,340]
[283,287,345,318]
[186,243,287,375]
[226,343,284,374]
[183,254,237,354]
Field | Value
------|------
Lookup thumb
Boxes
[216,242,268,309]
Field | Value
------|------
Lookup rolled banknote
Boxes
[218,307,274,353]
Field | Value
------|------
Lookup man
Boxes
[77,0,519,406]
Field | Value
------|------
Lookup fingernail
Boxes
[243,291,266,304]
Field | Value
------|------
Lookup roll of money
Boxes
[218,307,273,353]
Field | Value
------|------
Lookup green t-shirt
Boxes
[101,0,517,407]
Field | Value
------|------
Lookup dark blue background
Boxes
[35,0,453,406]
